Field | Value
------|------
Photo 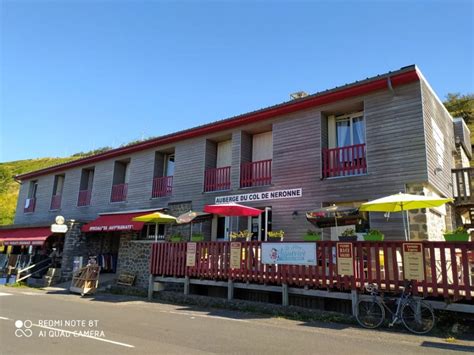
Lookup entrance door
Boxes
[248,207,272,241]
[216,216,230,240]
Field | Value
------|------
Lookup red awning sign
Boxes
[0,227,52,246]
[81,211,157,233]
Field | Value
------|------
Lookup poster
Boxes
[186,242,197,267]
[337,242,354,276]
[261,243,316,265]
[403,243,425,281]
[230,242,242,269]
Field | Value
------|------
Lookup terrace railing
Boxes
[77,189,92,207]
[111,183,128,202]
[150,241,474,301]
[204,166,231,192]
[23,198,36,213]
[452,167,474,205]
[50,194,62,210]
[322,143,367,178]
[240,159,272,188]
[152,176,173,198]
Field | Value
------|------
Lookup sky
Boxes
[1,0,473,162]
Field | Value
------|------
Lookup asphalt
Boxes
[0,287,473,355]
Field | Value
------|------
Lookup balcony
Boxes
[240,159,272,188]
[50,194,62,210]
[322,143,367,178]
[452,167,474,205]
[152,176,173,198]
[77,189,92,207]
[111,183,128,202]
[23,198,36,213]
[204,166,231,192]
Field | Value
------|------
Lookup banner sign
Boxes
[215,188,302,204]
[230,242,242,269]
[403,243,425,281]
[186,242,197,267]
[336,242,354,276]
[262,243,316,265]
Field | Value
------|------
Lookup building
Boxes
[1,65,472,288]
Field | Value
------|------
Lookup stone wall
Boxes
[61,221,86,279]
[116,236,151,289]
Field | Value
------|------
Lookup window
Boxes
[78,168,94,206]
[152,152,174,198]
[50,175,65,210]
[111,160,130,202]
[336,113,365,147]
[164,154,175,177]
[140,223,166,241]
[24,180,38,213]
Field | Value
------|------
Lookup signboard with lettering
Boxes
[215,188,302,204]
[337,242,354,276]
[261,243,316,266]
[230,242,242,269]
[402,243,425,281]
[51,224,68,233]
[186,242,197,267]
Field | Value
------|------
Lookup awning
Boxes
[0,227,53,246]
[82,211,161,233]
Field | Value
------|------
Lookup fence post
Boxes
[282,283,289,306]
[351,290,359,317]
[227,279,234,300]
[148,274,154,301]
[184,276,190,295]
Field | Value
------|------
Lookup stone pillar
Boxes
[61,221,86,280]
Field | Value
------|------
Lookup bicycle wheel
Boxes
[356,299,385,329]
[401,299,435,334]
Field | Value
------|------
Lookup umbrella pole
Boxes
[155,222,158,242]
[401,204,409,241]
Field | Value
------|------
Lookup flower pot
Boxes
[363,234,384,242]
[338,235,357,242]
[443,232,470,242]
[303,234,321,242]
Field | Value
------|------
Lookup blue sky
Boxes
[1,0,473,162]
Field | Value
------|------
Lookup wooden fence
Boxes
[150,241,474,301]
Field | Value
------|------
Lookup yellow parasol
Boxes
[359,192,453,240]
[132,212,177,241]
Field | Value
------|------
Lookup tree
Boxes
[443,93,474,124]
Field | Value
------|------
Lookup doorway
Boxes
[248,207,272,241]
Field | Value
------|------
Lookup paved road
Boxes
[0,287,473,355]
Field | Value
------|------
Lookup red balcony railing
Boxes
[322,143,367,178]
[23,198,36,213]
[204,166,231,192]
[111,183,128,202]
[77,189,92,206]
[50,194,62,210]
[240,159,272,188]
[152,176,173,198]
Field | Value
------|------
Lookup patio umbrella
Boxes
[359,192,453,241]
[204,203,263,217]
[204,203,263,240]
[176,211,212,238]
[132,212,177,241]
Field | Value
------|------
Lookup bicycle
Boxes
[355,281,435,334]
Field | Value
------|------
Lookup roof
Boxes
[16,65,420,181]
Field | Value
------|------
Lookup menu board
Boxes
[403,243,425,281]
[230,242,242,269]
[186,242,197,267]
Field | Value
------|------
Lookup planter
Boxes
[191,235,204,242]
[303,234,321,242]
[443,232,470,242]
[338,235,357,242]
[231,237,247,242]
[363,234,384,242]
[170,237,182,243]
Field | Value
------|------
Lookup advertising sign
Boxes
[262,243,316,265]
[51,224,68,233]
[230,242,242,269]
[186,242,197,267]
[337,242,354,276]
[403,243,425,281]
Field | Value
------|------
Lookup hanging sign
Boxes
[403,243,425,281]
[262,243,316,265]
[51,224,68,233]
[215,188,302,204]
[230,242,242,269]
[186,242,197,267]
[337,242,354,276]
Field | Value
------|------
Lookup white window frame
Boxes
[335,111,365,147]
